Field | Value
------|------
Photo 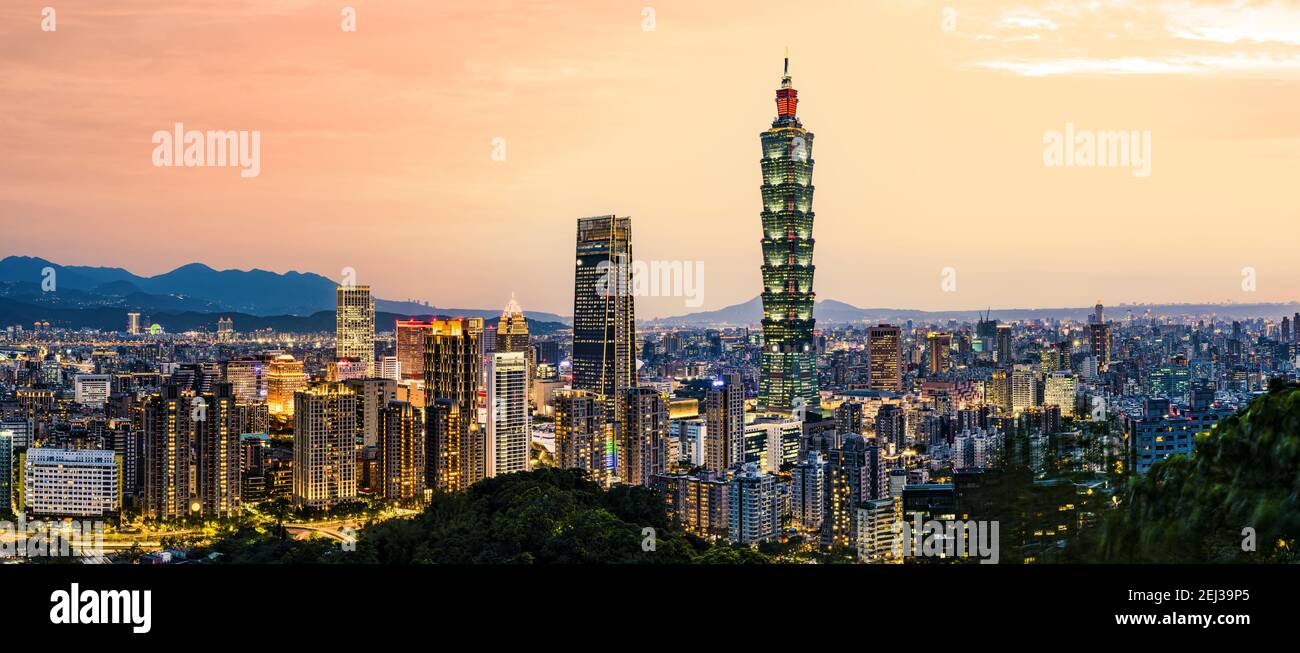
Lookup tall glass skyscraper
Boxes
[758,56,818,413]
[572,215,637,413]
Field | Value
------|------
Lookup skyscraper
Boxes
[996,325,1013,367]
[704,373,744,473]
[0,431,12,515]
[293,383,358,508]
[1090,322,1112,373]
[728,463,780,545]
[758,55,819,414]
[927,332,952,376]
[423,318,482,491]
[336,284,375,376]
[554,389,605,481]
[621,386,668,486]
[143,383,240,519]
[266,354,306,418]
[396,320,434,380]
[378,400,425,503]
[193,382,240,517]
[572,215,637,419]
[868,325,902,392]
[496,294,530,354]
[486,351,530,478]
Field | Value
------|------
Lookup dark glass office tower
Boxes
[758,57,818,413]
[572,215,637,418]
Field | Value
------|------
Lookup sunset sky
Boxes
[2,0,1299,318]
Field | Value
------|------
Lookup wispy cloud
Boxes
[959,0,1300,76]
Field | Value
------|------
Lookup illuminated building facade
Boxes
[621,386,667,486]
[21,448,120,517]
[396,320,433,380]
[378,400,425,503]
[423,318,482,491]
[267,355,307,418]
[758,56,819,413]
[554,389,605,482]
[927,332,952,376]
[728,463,779,545]
[225,356,267,404]
[143,383,240,519]
[704,373,744,473]
[336,284,375,376]
[495,294,530,354]
[293,383,358,507]
[572,215,637,424]
[486,351,530,478]
[868,325,902,392]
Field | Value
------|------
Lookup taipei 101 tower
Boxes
[758,53,819,414]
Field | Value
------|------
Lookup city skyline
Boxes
[4,1,1300,319]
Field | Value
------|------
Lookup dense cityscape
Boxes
[3,57,1297,567]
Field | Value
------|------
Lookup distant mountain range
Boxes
[0,297,566,336]
[650,295,1300,326]
[0,256,570,323]
[5,256,1296,333]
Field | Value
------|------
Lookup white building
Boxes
[856,498,898,563]
[791,452,826,533]
[743,416,802,474]
[73,374,112,408]
[1044,371,1077,418]
[378,355,402,382]
[486,351,530,478]
[728,463,779,545]
[668,418,706,467]
[22,448,120,517]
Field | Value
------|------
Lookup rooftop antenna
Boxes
[784,46,789,76]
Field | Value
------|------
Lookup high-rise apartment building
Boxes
[791,451,826,533]
[142,383,240,519]
[554,390,606,482]
[423,318,482,491]
[1090,322,1112,373]
[486,351,530,478]
[758,56,819,413]
[704,373,744,473]
[621,386,667,486]
[728,463,779,545]
[336,284,375,376]
[378,400,425,503]
[293,383,358,507]
[572,215,637,419]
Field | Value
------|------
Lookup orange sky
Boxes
[2,0,1298,318]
